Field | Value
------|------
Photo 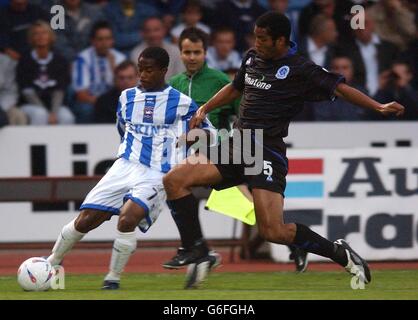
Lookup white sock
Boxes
[47,219,85,266]
[104,230,137,282]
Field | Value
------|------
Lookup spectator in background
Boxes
[206,27,241,73]
[211,0,266,53]
[130,16,185,81]
[299,14,338,68]
[298,0,335,39]
[54,0,105,62]
[72,21,126,123]
[368,0,416,51]
[0,52,27,125]
[103,0,159,56]
[170,0,210,44]
[298,0,355,43]
[17,21,74,125]
[0,0,49,61]
[374,62,418,120]
[153,0,187,31]
[309,56,369,121]
[340,9,398,97]
[94,60,137,123]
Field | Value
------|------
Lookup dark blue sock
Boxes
[167,194,206,250]
[293,223,347,266]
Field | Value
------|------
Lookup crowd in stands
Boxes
[0,0,417,127]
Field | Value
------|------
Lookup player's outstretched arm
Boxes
[189,83,242,129]
[335,83,405,117]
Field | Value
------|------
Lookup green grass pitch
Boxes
[1,270,418,300]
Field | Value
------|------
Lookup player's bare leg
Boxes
[164,153,223,199]
[252,189,295,244]
[102,200,147,289]
[252,188,371,283]
[47,210,112,266]
[241,187,307,272]
[75,209,113,233]
[163,154,223,288]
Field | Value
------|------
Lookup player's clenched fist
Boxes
[189,106,207,129]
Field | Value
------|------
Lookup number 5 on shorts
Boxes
[263,161,273,176]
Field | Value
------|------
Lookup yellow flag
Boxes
[205,187,256,225]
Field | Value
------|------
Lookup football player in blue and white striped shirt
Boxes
[47,47,216,290]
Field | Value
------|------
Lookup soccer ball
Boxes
[17,257,54,291]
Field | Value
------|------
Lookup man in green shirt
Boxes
[169,27,238,130]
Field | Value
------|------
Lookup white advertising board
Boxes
[0,124,417,261]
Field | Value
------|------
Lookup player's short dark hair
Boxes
[178,27,209,51]
[115,60,137,74]
[139,47,170,69]
[90,21,113,39]
[255,11,291,44]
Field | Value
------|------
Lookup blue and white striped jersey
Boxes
[116,85,216,173]
[72,47,126,96]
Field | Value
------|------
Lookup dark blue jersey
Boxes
[232,43,344,153]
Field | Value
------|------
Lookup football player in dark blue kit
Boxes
[163,12,405,288]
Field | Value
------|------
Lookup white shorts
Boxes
[80,158,166,233]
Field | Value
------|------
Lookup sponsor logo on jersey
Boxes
[129,123,170,137]
[245,73,272,90]
[275,66,290,79]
